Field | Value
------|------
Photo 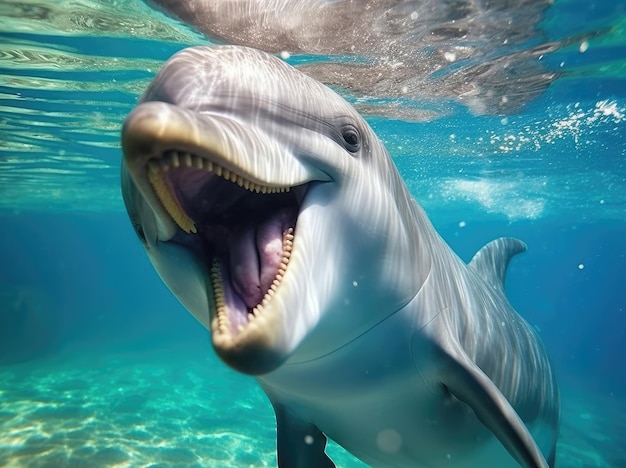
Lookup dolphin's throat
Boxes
[147,150,301,335]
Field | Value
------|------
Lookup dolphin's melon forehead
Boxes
[142,45,344,115]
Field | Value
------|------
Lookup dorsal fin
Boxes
[469,238,527,292]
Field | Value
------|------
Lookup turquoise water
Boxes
[1,1,625,467]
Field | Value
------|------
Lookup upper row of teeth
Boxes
[151,151,291,194]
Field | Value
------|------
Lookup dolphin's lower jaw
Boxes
[122,105,315,375]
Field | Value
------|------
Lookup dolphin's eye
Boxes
[341,125,361,153]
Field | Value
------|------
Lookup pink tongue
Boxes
[229,210,290,309]
[228,228,261,308]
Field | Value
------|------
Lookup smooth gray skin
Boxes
[148,0,559,120]
[121,46,560,467]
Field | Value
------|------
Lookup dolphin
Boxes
[121,45,560,467]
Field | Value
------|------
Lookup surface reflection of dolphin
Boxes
[121,45,559,467]
[150,0,559,119]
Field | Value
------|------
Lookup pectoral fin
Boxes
[439,349,548,468]
[273,404,336,468]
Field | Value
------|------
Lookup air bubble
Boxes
[376,429,402,454]
[444,52,456,62]
[579,40,589,53]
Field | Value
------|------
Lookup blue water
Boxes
[1,0,625,467]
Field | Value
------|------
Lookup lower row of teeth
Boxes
[212,227,294,335]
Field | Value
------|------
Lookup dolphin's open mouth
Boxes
[146,149,306,338]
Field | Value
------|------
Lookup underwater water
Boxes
[0,0,625,467]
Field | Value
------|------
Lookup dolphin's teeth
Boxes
[254,227,293,306]
[147,161,196,234]
[171,152,180,168]
[211,260,229,334]
[161,149,287,196]
[193,155,203,169]
[248,313,255,322]
[148,161,159,175]
[237,324,244,332]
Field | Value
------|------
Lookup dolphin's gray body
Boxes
[121,46,559,467]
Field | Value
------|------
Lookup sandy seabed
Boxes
[0,346,623,468]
